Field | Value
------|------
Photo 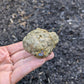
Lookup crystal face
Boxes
[23,28,59,58]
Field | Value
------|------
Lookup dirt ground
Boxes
[0,0,84,84]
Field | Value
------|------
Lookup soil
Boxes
[0,0,84,84]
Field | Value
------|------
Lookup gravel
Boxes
[0,0,84,84]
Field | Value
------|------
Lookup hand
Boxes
[0,42,54,84]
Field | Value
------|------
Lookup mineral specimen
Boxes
[23,28,59,58]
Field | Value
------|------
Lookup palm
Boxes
[0,42,54,84]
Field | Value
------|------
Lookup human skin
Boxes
[0,41,54,84]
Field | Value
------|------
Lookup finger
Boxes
[11,58,46,84]
[13,52,54,70]
[11,50,31,64]
[11,52,54,84]
[46,52,54,61]
[13,56,34,70]
[6,41,23,55]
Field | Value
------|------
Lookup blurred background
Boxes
[0,0,84,84]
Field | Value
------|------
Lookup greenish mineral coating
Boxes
[23,28,59,58]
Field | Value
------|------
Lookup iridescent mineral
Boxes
[23,28,59,58]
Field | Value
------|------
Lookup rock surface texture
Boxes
[23,28,59,58]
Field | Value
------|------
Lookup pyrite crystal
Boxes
[23,28,59,58]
